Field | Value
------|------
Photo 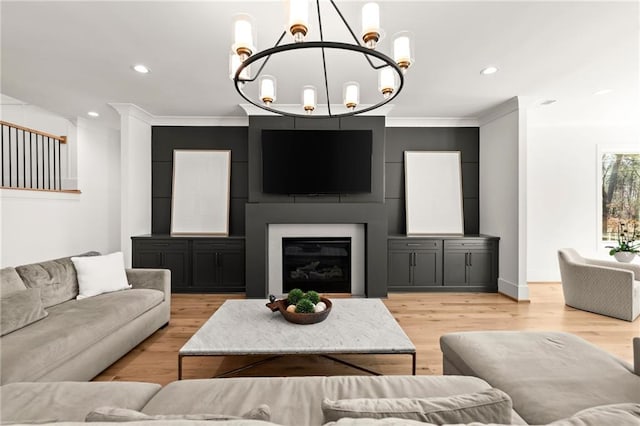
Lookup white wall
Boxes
[111,104,153,267]
[0,100,121,266]
[479,98,528,300]
[527,119,640,281]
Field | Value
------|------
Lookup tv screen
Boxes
[262,129,372,195]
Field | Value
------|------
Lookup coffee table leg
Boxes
[412,352,416,375]
[178,354,183,380]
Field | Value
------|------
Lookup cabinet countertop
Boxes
[132,234,245,240]
[388,234,499,240]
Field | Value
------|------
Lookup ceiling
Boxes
[1,1,639,127]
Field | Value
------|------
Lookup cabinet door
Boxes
[133,251,163,268]
[192,250,218,289]
[133,240,189,291]
[388,251,413,287]
[162,251,190,290]
[443,251,467,286]
[413,250,442,287]
[218,250,245,290]
[467,250,494,286]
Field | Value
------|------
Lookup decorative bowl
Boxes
[266,297,332,325]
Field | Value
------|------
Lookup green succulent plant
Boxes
[305,290,320,305]
[287,288,305,305]
[295,298,316,314]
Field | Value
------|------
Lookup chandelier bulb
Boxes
[304,106,315,115]
[382,88,393,99]
[290,24,308,43]
[361,3,380,49]
[363,33,379,49]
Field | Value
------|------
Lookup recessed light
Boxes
[132,64,150,74]
[87,111,100,117]
[480,66,499,75]
[593,89,613,96]
[540,99,557,106]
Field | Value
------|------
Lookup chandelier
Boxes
[229,0,414,118]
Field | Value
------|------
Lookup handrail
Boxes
[1,121,67,190]
[0,120,67,143]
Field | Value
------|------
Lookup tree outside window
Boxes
[601,153,640,241]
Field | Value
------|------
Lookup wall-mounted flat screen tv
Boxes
[262,129,372,195]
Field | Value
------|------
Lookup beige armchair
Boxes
[558,248,639,321]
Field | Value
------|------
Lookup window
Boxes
[600,149,640,244]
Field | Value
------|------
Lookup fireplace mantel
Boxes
[245,203,388,298]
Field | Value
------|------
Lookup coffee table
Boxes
[178,298,416,379]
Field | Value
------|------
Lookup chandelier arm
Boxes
[236,30,288,83]
[316,0,332,116]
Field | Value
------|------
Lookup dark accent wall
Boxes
[149,123,480,297]
[384,127,480,235]
[151,126,248,235]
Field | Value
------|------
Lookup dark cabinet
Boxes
[192,239,245,292]
[443,239,498,291]
[132,239,190,290]
[388,236,498,292]
[132,236,245,293]
[388,239,442,290]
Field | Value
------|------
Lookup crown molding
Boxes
[108,103,155,124]
[478,97,520,127]
[385,117,479,127]
[239,103,395,117]
[152,115,249,127]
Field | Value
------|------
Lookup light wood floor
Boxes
[93,283,639,385]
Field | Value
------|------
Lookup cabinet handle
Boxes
[412,252,417,266]
[468,253,472,266]
[464,253,469,266]
[215,253,220,267]
[152,243,169,247]
[407,243,421,247]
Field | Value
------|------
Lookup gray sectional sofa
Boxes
[1,332,640,425]
[0,253,170,384]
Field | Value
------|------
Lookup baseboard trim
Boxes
[498,278,530,302]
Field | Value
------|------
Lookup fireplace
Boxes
[282,237,351,293]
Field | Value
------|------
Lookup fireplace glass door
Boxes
[282,237,351,293]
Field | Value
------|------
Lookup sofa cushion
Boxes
[72,251,131,299]
[548,403,640,426]
[0,288,48,336]
[15,251,99,307]
[0,288,163,383]
[142,375,495,426]
[86,405,271,422]
[321,388,512,424]
[440,331,640,424]
[0,267,27,296]
[0,381,162,423]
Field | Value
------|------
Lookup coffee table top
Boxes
[179,298,415,356]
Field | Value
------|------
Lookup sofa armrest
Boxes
[126,269,171,302]
[586,258,640,280]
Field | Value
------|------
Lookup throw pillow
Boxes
[0,288,48,336]
[71,252,131,300]
[321,388,512,424]
[85,405,271,422]
[0,267,27,296]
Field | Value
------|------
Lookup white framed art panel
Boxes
[405,151,464,235]
[171,149,231,235]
